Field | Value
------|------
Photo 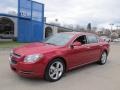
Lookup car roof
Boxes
[61,32,96,36]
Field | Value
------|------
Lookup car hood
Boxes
[13,43,62,56]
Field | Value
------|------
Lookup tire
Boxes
[98,52,108,65]
[44,59,65,82]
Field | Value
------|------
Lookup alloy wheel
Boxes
[49,61,64,80]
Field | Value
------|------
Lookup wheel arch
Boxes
[45,56,68,72]
[51,57,67,72]
[44,56,67,81]
[103,49,108,55]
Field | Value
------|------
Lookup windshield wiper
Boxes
[45,43,56,46]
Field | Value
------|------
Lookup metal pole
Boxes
[110,24,114,30]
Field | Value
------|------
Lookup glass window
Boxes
[87,35,98,43]
[43,33,74,46]
[74,35,87,45]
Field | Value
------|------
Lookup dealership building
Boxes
[0,0,45,42]
[0,0,55,43]
[0,0,72,42]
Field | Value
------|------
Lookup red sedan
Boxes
[9,32,110,82]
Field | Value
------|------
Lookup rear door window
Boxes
[87,35,98,44]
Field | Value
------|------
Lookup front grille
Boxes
[12,53,21,58]
[11,59,17,64]
[19,71,33,75]
[10,52,21,65]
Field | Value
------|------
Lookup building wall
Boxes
[0,15,60,40]
[0,15,73,41]
[44,24,58,39]
[0,16,18,37]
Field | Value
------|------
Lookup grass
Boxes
[0,41,28,48]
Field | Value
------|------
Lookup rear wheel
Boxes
[45,59,65,82]
[98,52,108,65]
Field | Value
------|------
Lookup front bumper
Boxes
[10,58,46,78]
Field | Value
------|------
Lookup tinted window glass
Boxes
[74,35,87,45]
[87,35,98,43]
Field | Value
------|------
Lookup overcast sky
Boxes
[0,0,120,28]
[43,0,120,28]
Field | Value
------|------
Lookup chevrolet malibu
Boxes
[9,32,110,82]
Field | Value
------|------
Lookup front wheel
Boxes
[45,59,65,82]
[98,52,108,65]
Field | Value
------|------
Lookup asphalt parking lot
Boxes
[0,43,120,90]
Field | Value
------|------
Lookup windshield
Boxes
[43,33,74,46]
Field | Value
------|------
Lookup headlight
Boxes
[24,54,43,63]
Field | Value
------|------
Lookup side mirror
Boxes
[71,41,82,48]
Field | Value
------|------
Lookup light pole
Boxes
[110,24,114,31]
[109,24,114,39]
